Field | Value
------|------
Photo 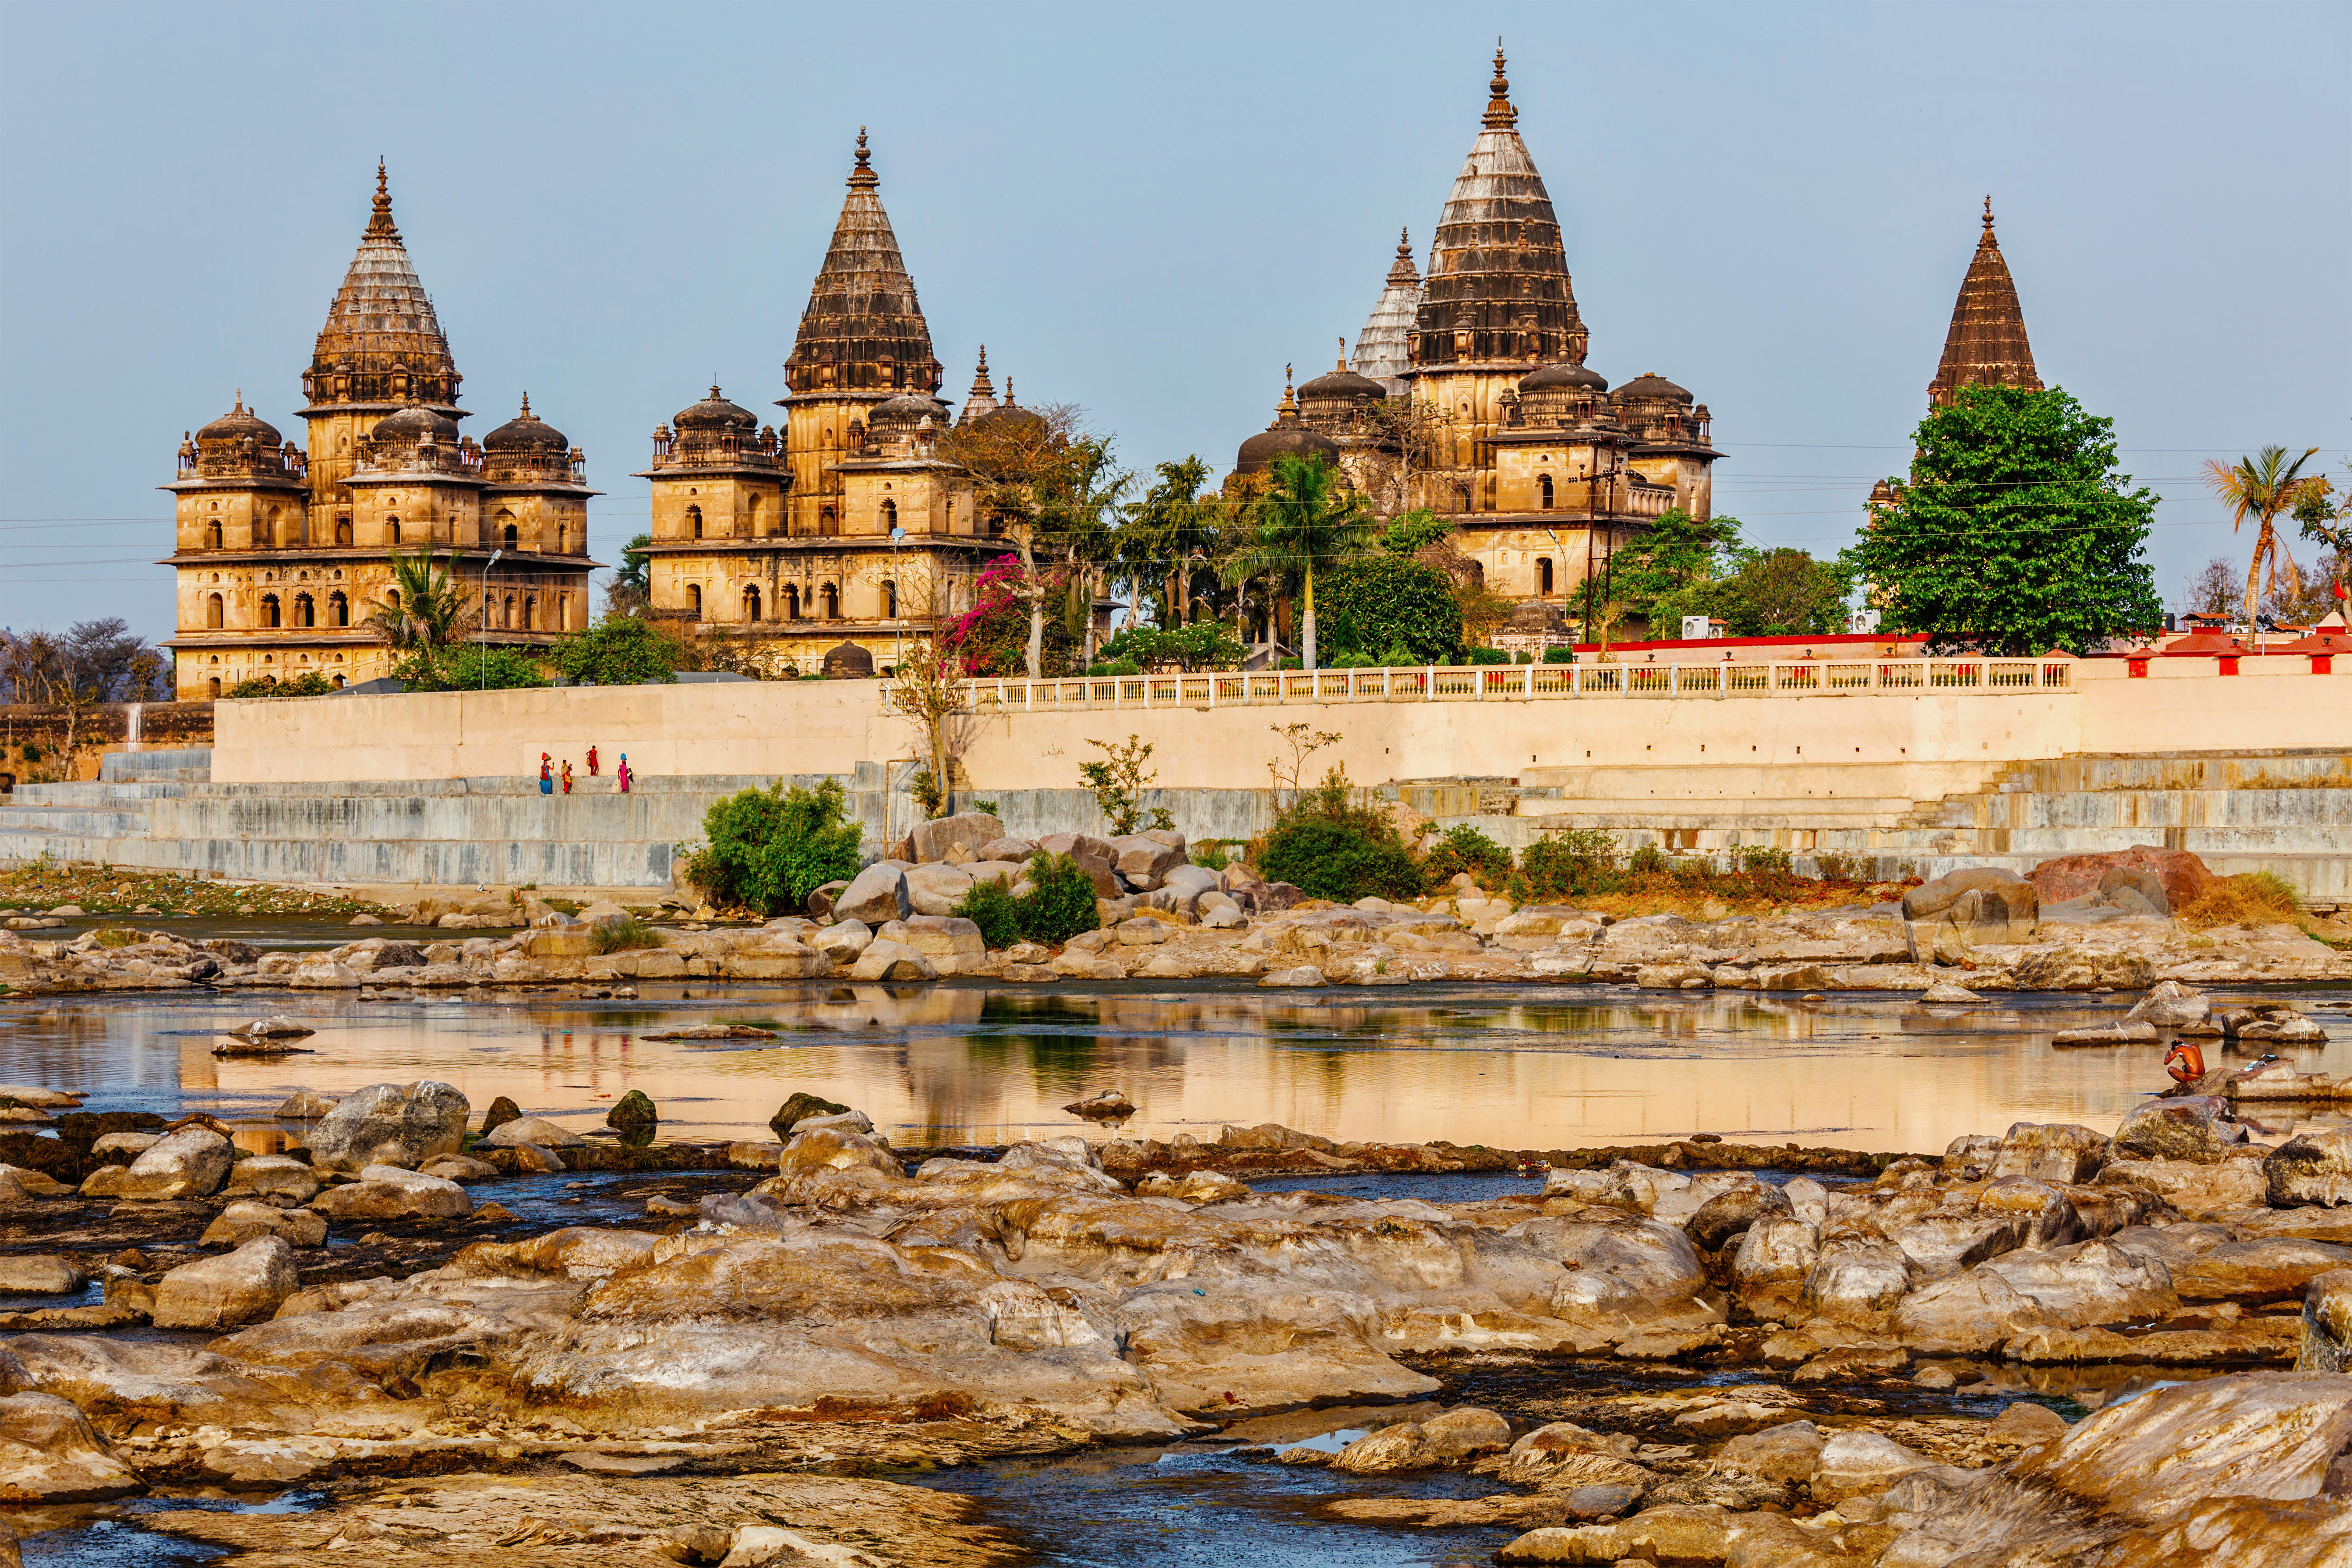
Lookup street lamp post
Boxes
[889,526,906,669]
[480,548,503,691]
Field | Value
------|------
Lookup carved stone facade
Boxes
[1237,48,1720,625]
[639,133,1011,671]
[162,167,598,698]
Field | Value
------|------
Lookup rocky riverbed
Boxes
[0,1049,2349,1565]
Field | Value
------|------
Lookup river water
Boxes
[6,947,2351,1567]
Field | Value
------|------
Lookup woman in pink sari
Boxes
[616,753,632,794]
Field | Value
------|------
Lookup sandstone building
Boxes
[162,168,598,698]
[1233,48,1719,627]
[636,133,1016,674]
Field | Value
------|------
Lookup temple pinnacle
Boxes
[1484,41,1516,128]
[1983,194,1995,231]
[365,159,399,240]
[848,126,876,189]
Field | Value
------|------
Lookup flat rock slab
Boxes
[637,1025,778,1041]
[557,1451,689,1475]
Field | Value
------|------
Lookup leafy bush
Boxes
[687,778,863,916]
[953,878,1024,949]
[1096,622,1243,672]
[1016,852,1102,944]
[590,916,663,954]
[1254,769,1425,902]
[1542,646,1576,663]
[226,670,338,698]
[410,644,549,691]
[1313,555,1463,666]
[1079,735,1172,833]
[1083,658,1141,677]
[1466,647,1510,666]
[1192,840,1232,872]
[1518,829,1620,901]
[1423,824,1513,889]
[552,615,681,686]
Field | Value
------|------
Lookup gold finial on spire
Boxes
[848,126,877,190]
[234,387,243,411]
[1982,194,1995,232]
[1484,40,1516,128]
[1338,336,1348,371]
[365,159,400,240]
[519,392,531,416]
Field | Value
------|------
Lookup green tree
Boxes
[1706,548,1851,637]
[1312,555,1463,665]
[2203,445,2330,624]
[363,545,465,666]
[1845,386,2161,653]
[400,644,547,692]
[688,778,863,916]
[1221,453,1377,671]
[1095,622,1244,671]
[1078,734,1171,834]
[607,533,653,616]
[1379,508,1455,557]
[552,615,682,686]
[1608,508,1743,631]
[1119,457,1223,627]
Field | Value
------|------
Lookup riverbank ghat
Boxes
[1,650,2348,897]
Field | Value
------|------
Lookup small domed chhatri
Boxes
[674,385,759,432]
[1235,371,1343,478]
[482,393,567,452]
[162,163,601,698]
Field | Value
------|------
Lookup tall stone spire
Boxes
[1352,227,1425,395]
[783,129,943,398]
[959,345,999,423]
[1411,45,1587,374]
[305,162,460,413]
[1928,198,2043,408]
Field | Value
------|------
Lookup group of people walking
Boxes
[538,744,631,795]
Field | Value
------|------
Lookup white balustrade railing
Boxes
[902,659,2075,713]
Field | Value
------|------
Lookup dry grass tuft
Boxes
[2177,871,2301,929]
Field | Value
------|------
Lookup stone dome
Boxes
[674,385,758,432]
[1613,372,1692,404]
[821,641,876,679]
[197,397,281,449]
[1519,362,1608,395]
[1235,419,1340,475]
[869,391,951,436]
[1298,364,1387,403]
[482,394,567,451]
[370,404,459,445]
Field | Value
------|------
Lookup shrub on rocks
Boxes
[1254,773,1425,904]
[685,779,863,917]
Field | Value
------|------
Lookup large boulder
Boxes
[2123,979,2211,1030]
[200,1201,327,1249]
[899,915,986,962]
[1732,1216,1820,1319]
[114,1125,232,1199]
[1109,835,1185,892]
[1903,867,2038,962]
[2173,1240,2352,1305]
[304,1080,469,1174]
[2301,1270,2352,1372]
[151,1236,301,1328]
[1717,1420,1826,1483]
[849,939,938,982]
[483,1116,587,1149]
[908,812,1006,866]
[2097,1157,2269,1218]
[1990,1122,2109,1185]
[222,1155,320,1203]
[2027,846,2220,912]
[2110,1096,2242,1164]
[1799,1225,1913,1325]
[2269,1130,2352,1207]
[902,862,976,918]
[1515,1213,1721,1335]
[832,864,911,926]
[308,1164,474,1221]
[1810,1430,1932,1503]
[0,1392,141,1501]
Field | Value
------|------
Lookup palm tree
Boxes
[363,544,465,660]
[2205,445,2326,624]
[1220,454,1376,671]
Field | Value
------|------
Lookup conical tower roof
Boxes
[1352,227,1425,395]
[1410,47,1587,375]
[1928,199,2043,408]
[305,162,461,414]
[783,130,943,401]
[959,345,999,423]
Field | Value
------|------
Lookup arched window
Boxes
[819,506,838,537]
[332,675,345,688]
[686,583,702,617]
[206,520,223,549]
[256,515,274,547]
[386,589,401,611]
[882,579,898,618]
[785,584,801,620]
[821,582,838,619]
[261,594,281,628]
[503,524,518,550]
[747,496,763,536]
[328,591,348,627]
[523,597,536,631]
[687,505,703,540]
[502,595,516,629]
[555,522,567,553]
[743,584,762,621]
[387,516,401,544]
[479,592,492,625]
[1538,557,1554,595]
[881,498,898,533]
[1454,483,1472,513]
[205,593,224,629]
[335,517,353,545]
[294,593,315,628]
[1539,473,1554,510]
[207,677,221,699]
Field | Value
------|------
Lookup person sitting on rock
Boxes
[2165,1040,2207,1086]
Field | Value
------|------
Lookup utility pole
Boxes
[480,548,503,690]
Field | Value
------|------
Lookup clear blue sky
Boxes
[3,0,2345,641]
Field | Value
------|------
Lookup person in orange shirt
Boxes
[586,745,599,777]
[2164,1040,2206,1086]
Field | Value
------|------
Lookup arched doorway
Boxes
[294,593,315,627]
[882,579,898,618]
[206,593,224,629]
[329,591,348,626]
[207,677,221,698]
[821,582,839,619]
[502,595,516,629]
[881,499,898,533]
[335,517,353,545]
[785,584,801,620]
[523,597,536,631]
[1539,473,1554,510]
[743,584,762,621]
[503,523,518,550]
[261,594,281,628]
[688,505,703,539]
[1538,557,1554,595]
[686,583,702,617]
